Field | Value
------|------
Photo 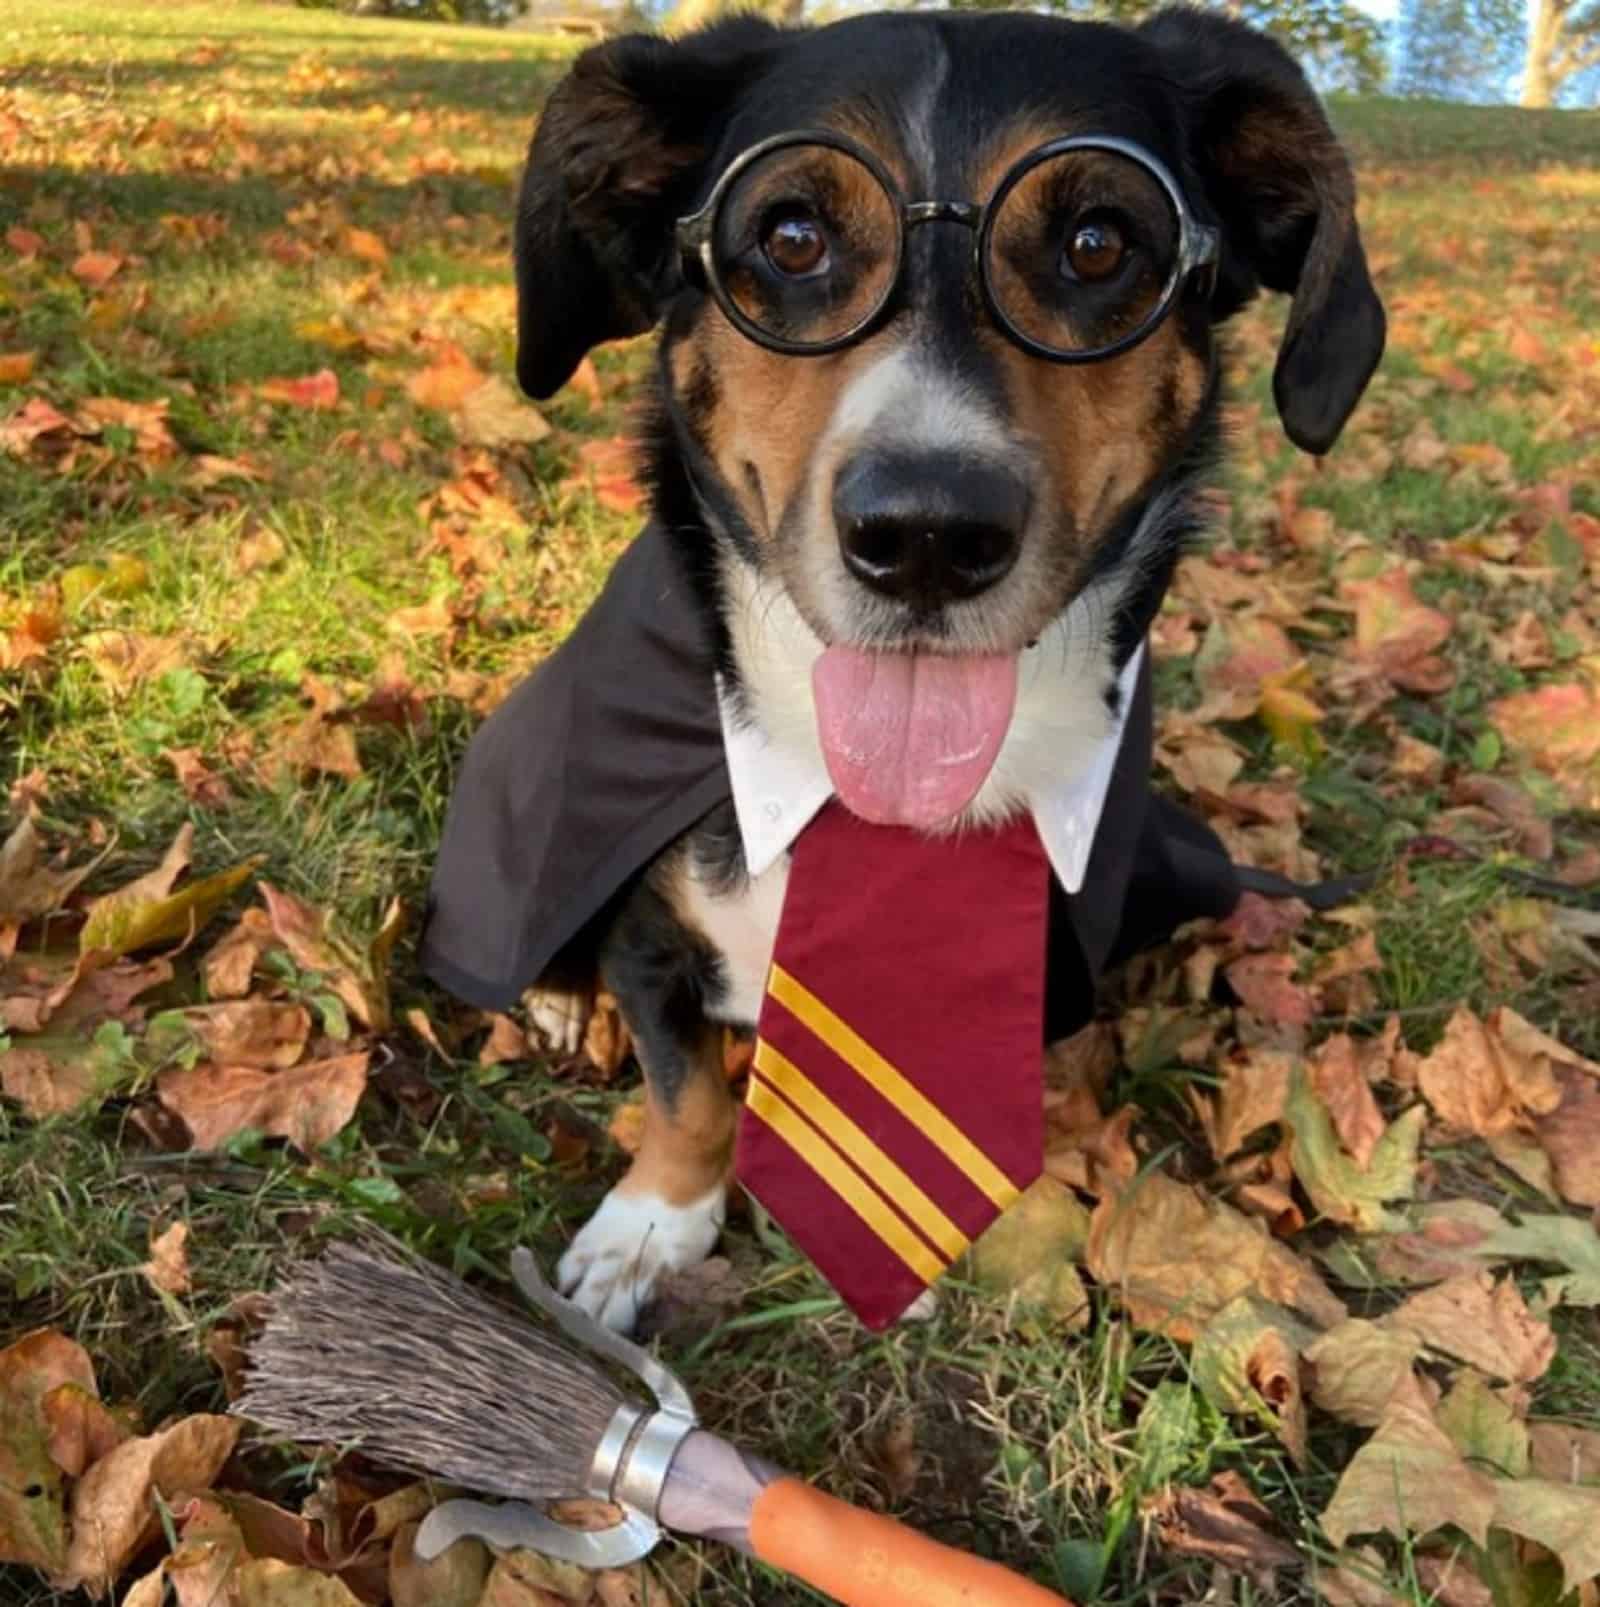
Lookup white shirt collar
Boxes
[717,643,1144,894]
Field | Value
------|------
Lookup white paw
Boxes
[523,986,590,1056]
[557,1186,725,1333]
[901,1286,941,1324]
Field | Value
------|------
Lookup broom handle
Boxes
[658,1432,1071,1606]
[749,1479,1071,1606]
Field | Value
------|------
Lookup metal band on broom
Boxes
[235,1239,1070,1606]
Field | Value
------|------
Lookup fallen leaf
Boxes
[80,843,256,961]
[1286,1063,1425,1232]
[389,1519,491,1607]
[480,1546,592,1604]
[258,369,340,410]
[1306,1318,1424,1428]
[1490,681,1600,810]
[1316,1546,1410,1606]
[1387,1271,1556,1383]
[1534,1064,1600,1207]
[62,1414,240,1592]
[0,352,37,385]
[1145,1470,1301,1588]
[142,1221,192,1296]
[164,748,233,809]
[965,1176,1092,1330]
[454,376,550,447]
[407,355,485,410]
[1321,1373,1498,1552]
[157,1050,370,1153]
[1198,1045,1292,1159]
[188,1001,311,1069]
[1435,1370,1529,1478]
[0,817,104,925]
[0,1330,97,1572]
[1193,614,1301,719]
[478,1012,528,1066]
[1192,1294,1315,1464]
[71,250,123,287]
[343,227,388,266]
[1414,1006,1564,1139]
[235,1559,365,1606]
[204,909,274,999]
[1528,1421,1600,1486]
[1309,1033,1388,1170]
[42,1383,128,1480]
[1086,1171,1346,1342]
[259,883,389,1031]
[583,990,632,1078]
[1225,952,1318,1027]
[870,1414,920,1502]
[1341,566,1454,692]
[1490,1480,1600,1596]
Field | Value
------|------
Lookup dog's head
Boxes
[514,9,1384,828]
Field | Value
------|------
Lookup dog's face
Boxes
[514,9,1383,827]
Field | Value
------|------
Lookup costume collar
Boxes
[717,643,1145,893]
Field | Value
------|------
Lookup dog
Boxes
[449,4,1384,1332]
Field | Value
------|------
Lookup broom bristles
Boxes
[234,1239,630,1502]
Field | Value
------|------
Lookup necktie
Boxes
[738,800,1051,1330]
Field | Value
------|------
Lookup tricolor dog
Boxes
[419,6,1384,1332]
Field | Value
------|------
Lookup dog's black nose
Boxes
[833,452,1028,611]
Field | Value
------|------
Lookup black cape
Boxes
[419,523,1248,1041]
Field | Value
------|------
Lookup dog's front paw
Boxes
[522,986,591,1056]
[557,1185,726,1333]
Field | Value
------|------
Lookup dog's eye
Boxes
[762,209,830,278]
[1060,216,1126,283]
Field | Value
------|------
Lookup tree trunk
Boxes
[1521,0,1566,104]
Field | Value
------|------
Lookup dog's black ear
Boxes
[1139,7,1385,454]
[514,19,781,400]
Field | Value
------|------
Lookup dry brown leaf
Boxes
[1086,1172,1346,1342]
[164,748,233,809]
[1490,1480,1600,1595]
[1200,1045,1292,1160]
[583,991,632,1079]
[62,1414,240,1592]
[188,1001,311,1069]
[1224,1137,1305,1236]
[1192,1294,1315,1465]
[1527,1421,1600,1486]
[870,1414,921,1502]
[259,883,389,1031]
[1316,1545,1410,1606]
[1225,951,1319,1027]
[965,1177,1092,1330]
[42,1383,128,1480]
[142,1221,192,1296]
[1532,1066,1600,1208]
[1286,1063,1425,1233]
[1434,1369,1529,1478]
[203,909,275,999]
[204,1293,271,1404]
[1490,681,1600,811]
[1413,1552,1494,1607]
[454,376,550,447]
[0,1330,98,1572]
[389,1519,491,1607]
[1321,1372,1497,1552]
[1305,1319,1424,1428]
[1145,1470,1301,1588]
[1386,1271,1556,1383]
[1415,1006,1564,1138]
[1340,566,1454,692]
[0,816,104,924]
[1309,1034,1387,1170]
[478,1012,528,1066]
[0,1049,105,1119]
[236,1559,365,1606]
[157,1051,370,1153]
[480,1547,591,1604]
[82,630,186,695]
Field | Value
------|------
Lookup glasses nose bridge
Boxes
[903,199,982,233]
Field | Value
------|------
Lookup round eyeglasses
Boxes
[675,130,1220,364]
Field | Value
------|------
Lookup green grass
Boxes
[3,4,1600,1604]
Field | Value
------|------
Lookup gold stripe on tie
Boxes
[753,1039,971,1263]
[745,1075,947,1286]
[766,963,1022,1213]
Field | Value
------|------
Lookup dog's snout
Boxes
[832,452,1028,611]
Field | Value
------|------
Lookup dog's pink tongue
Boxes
[812,648,1018,830]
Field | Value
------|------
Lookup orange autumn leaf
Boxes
[1340,566,1453,693]
[1489,680,1600,811]
[343,226,389,266]
[258,369,340,410]
[0,352,37,385]
[406,355,485,410]
[71,250,123,287]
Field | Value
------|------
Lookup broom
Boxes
[235,1238,1071,1606]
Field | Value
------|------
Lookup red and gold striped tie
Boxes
[737,801,1050,1330]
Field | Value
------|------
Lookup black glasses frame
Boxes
[674,128,1220,364]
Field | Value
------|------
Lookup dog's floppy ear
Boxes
[514,19,781,400]
[1139,7,1385,454]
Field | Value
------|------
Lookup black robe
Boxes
[419,523,1249,1041]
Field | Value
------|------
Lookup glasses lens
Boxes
[984,147,1179,357]
[711,142,899,349]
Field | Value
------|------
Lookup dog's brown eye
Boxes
[763,210,829,278]
[1062,218,1126,283]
